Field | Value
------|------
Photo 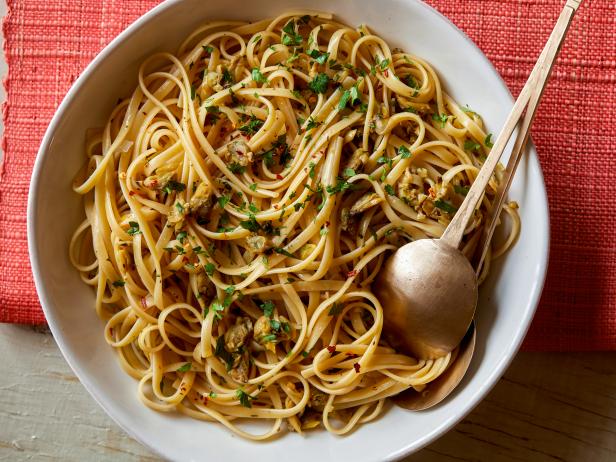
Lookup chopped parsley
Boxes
[432,113,448,128]
[343,168,356,177]
[236,389,255,408]
[484,133,494,148]
[229,163,246,174]
[398,145,411,159]
[305,117,320,130]
[308,73,330,94]
[464,139,481,152]
[259,300,275,318]
[204,262,216,276]
[308,49,330,64]
[378,58,390,71]
[249,183,258,191]
[308,162,316,178]
[434,199,458,214]
[203,45,214,54]
[239,215,260,232]
[175,202,185,214]
[238,115,263,135]
[273,247,295,258]
[176,363,192,372]
[338,84,360,110]
[162,180,186,194]
[454,185,470,196]
[251,68,267,84]
[221,67,234,86]
[384,184,396,196]
[218,195,230,209]
[176,231,187,243]
[326,177,355,195]
[127,221,141,236]
[282,20,303,47]
[112,280,125,287]
[214,336,234,370]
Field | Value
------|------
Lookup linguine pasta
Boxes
[70,11,520,439]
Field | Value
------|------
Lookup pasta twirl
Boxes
[70,12,520,439]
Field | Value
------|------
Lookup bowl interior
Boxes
[28,0,549,461]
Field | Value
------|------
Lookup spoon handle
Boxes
[440,0,582,250]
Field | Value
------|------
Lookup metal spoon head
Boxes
[373,238,477,359]
[393,320,476,410]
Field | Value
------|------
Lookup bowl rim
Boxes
[27,0,550,460]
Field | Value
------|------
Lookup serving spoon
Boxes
[374,0,582,408]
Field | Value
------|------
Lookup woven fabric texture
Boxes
[1,0,614,350]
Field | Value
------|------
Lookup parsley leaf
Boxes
[484,133,494,148]
[127,221,141,236]
[162,180,186,194]
[384,184,396,196]
[343,168,356,177]
[177,363,192,372]
[273,247,295,258]
[309,49,330,64]
[398,145,411,159]
[218,195,230,209]
[259,300,275,318]
[239,214,260,232]
[454,185,470,196]
[236,389,255,408]
[112,280,125,287]
[464,139,481,151]
[378,58,390,71]
[204,262,216,276]
[282,20,303,47]
[308,73,330,94]
[432,113,448,128]
[306,117,320,130]
[251,68,267,84]
[214,336,234,370]
[434,199,458,214]
[238,115,263,135]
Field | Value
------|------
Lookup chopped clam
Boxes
[229,351,250,383]
[343,148,368,173]
[224,317,253,352]
[189,181,213,219]
[349,193,383,216]
[246,235,267,253]
[226,139,254,167]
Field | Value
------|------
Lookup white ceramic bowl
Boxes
[27,0,549,460]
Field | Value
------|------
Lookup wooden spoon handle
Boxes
[440,0,582,249]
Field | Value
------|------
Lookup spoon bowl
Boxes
[373,239,477,359]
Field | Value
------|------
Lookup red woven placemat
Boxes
[1,0,614,350]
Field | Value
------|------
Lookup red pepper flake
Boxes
[128,190,135,196]
[347,269,358,278]
[140,297,148,310]
[383,70,389,78]
[324,221,330,227]
[273,204,279,210]
[353,363,361,373]
[202,396,209,405]
[346,353,359,358]
[327,345,337,354]
[276,174,284,180]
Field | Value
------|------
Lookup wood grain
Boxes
[0,324,614,461]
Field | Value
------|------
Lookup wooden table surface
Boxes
[1,324,615,461]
